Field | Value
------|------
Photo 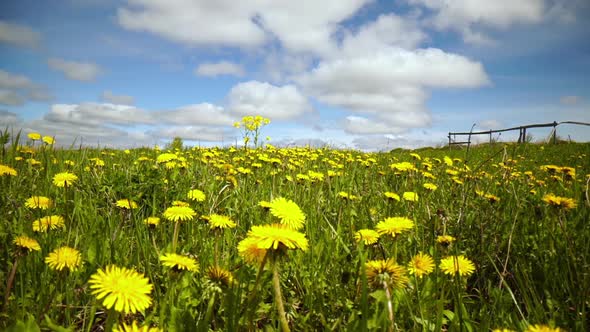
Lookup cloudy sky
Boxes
[1,0,589,150]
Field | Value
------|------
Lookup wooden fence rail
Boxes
[448,121,590,148]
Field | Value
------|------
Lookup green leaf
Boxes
[6,314,40,332]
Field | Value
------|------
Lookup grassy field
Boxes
[1,132,589,331]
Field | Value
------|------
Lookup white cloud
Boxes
[228,81,313,120]
[338,14,426,57]
[0,21,41,48]
[195,61,245,77]
[117,0,267,48]
[156,103,235,126]
[560,95,580,105]
[0,70,52,105]
[0,90,25,106]
[149,126,233,142]
[408,0,545,44]
[116,0,370,55]
[47,58,101,82]
[0,110,19,126]
[101,90,135,105]
[298,47,488,132]
[344,116,408,135]
[46,103,154,126]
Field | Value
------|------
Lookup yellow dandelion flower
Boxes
[493,329,516,332]
[42,136,54,145]
[375,217,414,237]
[0,164,18,176]
[45,246,82,271]
[116,199,138,209]
[208,214,237,229]
[384,192,400,201]
[52,172,78,187]
[354,229,380,245]
[25,196,53,209]
[258,200,272,210]
[172,200,189,207]
[440,255,475,277]
[144,217,160,227]
[187,189,206,202]
[390,162,416,172]
[402,191,419,202]
[163,206,196,222]
[27,132,41,140]
[436,235,456,245]
[160,253,199,272]
[484,194,500,203]
[32,215,65,232]
[89,265,153,314]
[114,321,162,332]
[156,153,177,163]
[237,237,267,264]
[365,259,409,290]
[407,252,435,278]
[423,183,438,191]
[246,223,308,251]
[268,197,306,230]
[206,266,234,288]
[542,194,577,210]
[526,324,564,332]
[14,235,41,251]
[444,156,453,166]
[338,191,360,201]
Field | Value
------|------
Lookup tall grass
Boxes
[1,137,589,331]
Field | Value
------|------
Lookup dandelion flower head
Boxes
[33,215,65,232]
[25,196,53,209]
[407,252,435,278]
[52,172,78,187]
[237,237,267,265]
[402,191,419,202]
[246,223,308,251]
[163,206,196,222]
[14,235,41,252]
[365,259,409,290]
[440,255,475,277]
[375,217,414,237]
[268,197,306,230]
[208,214,237,229]
[0,164,18,176]
[160,253,199,272]
[45,246,82,271]
[187,189,206,202]
[89,265,153,314]
[116,199,138,209]
[354,229,380,245]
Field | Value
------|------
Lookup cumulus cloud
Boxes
[0,69,52,105]
[0,21,41,48]
[0,90,25,106]
[149,126,234,142]
[0,110,19,126]
[155,103,235,126]
[117,0,369,55]
[228,81,313,120]
[408,0,545,44]
[48,58,101,81]
[338,14,426,57]
[101,90,135,105]
[298,47,488,132]
[195,61,245,77]
[45,103,154,127]
[560,95,581,105]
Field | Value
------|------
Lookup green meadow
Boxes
[1,131,589,331]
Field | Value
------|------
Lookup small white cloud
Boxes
[46,103,154,126]
[48,58,101,82]
[560,95,581,105]
[101,90,135,105]
[156,103,235,126]
[0,90,25,106]
[0,21,40,48]
[195,61,245,77]
[228,81,313,120]
[0,110,19,125]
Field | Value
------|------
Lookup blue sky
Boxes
[1,0,589,150]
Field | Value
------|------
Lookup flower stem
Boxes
[172,221,180,252]
[272,262,290,332]
[383,281,395,332]
[3,256,19,310]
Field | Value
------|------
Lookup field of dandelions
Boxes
[1,120,589,332]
